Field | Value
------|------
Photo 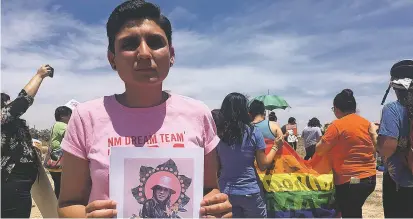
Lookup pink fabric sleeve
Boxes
[202,108,220,155]
[61,108,89,160]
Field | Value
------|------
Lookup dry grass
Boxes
[30,139,384,218]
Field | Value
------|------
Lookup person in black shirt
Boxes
[1,64,53,218]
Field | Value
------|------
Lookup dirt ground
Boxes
[30,172,51,219]
[30,139,384,218]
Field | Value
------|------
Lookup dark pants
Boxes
[304,145,316,160]
[383,172,413,218]
[229,193,267,218]
[1,166,38,218]
[289,141,297,150]
[335,175,376,218]
[50,171,62,199]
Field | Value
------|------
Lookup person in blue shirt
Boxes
[216,93,283,218]
[249,100,283,145]
[376,60,413,218]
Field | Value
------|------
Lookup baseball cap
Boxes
[381,59,413,105]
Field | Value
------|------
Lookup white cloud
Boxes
[168,6,197,22]
[1,0,412,132]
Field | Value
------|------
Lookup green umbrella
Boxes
[250,95,290,110]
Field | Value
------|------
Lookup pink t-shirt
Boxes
[61,93,220,203]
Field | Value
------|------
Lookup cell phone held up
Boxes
[45,64,54,78]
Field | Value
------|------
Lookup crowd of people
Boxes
[1,0,413,218]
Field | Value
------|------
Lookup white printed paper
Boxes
[110,147,204,218]
[64,99,80,109]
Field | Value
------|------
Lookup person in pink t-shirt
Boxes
[57,1,231,218]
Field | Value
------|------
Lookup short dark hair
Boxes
[55,106,72,121]
[249,100,265,118]
[308,117,321,127]
[106,0,172,53]
[333,89,356,113]
[269,112,277,122]
[1,93,10,108]
[288,117,296,124]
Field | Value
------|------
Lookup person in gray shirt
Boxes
[302,117,322,160]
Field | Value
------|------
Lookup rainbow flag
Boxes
[256,141,337,218]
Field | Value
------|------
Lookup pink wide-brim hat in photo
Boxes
[151,175,177,194]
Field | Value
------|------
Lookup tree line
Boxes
[29,127,51,143]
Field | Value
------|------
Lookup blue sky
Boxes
[2,0,412,131]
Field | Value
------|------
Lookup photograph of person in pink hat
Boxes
[123,157,196,219]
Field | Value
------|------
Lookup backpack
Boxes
[43,124,63,170]
[285,124,298,143]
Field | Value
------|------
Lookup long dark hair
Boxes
[333,89,356,113]
[211,109,222,126]
[396,89,413,120]
[1,93,10,108]
[217,93,253,146]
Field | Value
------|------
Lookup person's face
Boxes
[155,186,171,202]
[108,19,174,87]
[332,106,343,119]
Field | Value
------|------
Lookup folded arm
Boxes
[377,136,398,160]
[377,104,401,160]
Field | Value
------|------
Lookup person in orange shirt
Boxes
[315,89,376,218]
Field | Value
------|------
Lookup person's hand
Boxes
[369,122,379,141]
[200,193,232,218]
[85,200,117,218]
[368,122,379,137]
[36,64,53,79]
[274,135,284,148]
